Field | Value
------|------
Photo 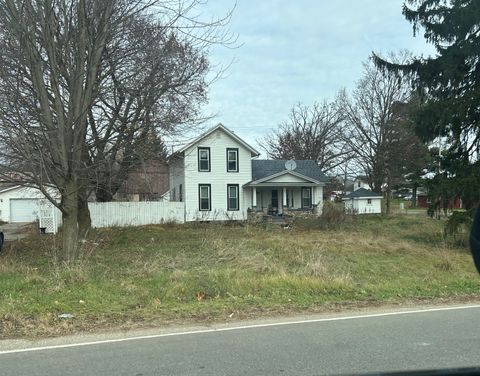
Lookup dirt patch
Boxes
[1,222,38,241]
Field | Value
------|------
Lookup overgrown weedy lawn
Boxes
[0,215,478,338]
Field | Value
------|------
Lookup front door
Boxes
[271,189,278,213]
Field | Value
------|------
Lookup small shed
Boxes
[343,188,382,214]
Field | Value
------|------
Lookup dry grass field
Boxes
[0,214,478,338]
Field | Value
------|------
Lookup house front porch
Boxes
[243,160,327,222]
[246,184,323,216]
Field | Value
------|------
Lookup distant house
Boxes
[416,191,463,210]
[168,124,329,221]
[416,192,429,208]
[0,125,329,226]
[353,176,370,191]
[114,160,169,202]
[343,188,382,214]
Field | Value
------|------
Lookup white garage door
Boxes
[10,199,40,222]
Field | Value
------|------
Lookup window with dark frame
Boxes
[198,147,210,172]
[227,184,239,211]
[367,198,372,204]
[179,184,183,202]
[199,184,211,211]
[301,187,312,208]
[226,148,238,172]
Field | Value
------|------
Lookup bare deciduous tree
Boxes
[341,55,410,188]
[86,17,210,203]
[0,0,232,261]
[261,101,349,173]
[0,0,118,260]
[341,54,427,213]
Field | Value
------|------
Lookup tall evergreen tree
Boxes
[373,0,480,210]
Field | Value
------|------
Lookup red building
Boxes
[416,193,462,209]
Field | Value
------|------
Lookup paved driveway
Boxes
[1,222,37,241]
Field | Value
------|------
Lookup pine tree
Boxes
[373,0,480,210]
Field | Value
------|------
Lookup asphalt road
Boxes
[2,305,480,375]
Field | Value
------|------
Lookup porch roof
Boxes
[244,169,323,187]
[247,160,328,186]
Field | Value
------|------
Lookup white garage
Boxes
[343,188,383,214]
[9,198,40,222]
[0,185,59,223]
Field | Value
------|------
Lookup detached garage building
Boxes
[0,185,58,223]
[343,188,382,214]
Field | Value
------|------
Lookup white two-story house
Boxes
[169,124,328,221]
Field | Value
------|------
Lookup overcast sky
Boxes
[182,1,436,153]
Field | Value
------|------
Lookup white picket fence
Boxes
[42,201,185,233]
[89,201,185,228]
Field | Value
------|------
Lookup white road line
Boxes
[1,304,480,355]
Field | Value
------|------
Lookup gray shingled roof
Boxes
[344,188,382,198]
[251,160,328,183]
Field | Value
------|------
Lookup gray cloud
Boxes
[198,0,435,150]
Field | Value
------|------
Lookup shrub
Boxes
[320,202,347,227]
[444,210,474,246]
[293,202,348,230]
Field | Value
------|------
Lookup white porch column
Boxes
[283,187,287,206]
[252,187,257,207]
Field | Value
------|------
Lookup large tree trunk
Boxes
[385,188,391,215]
[384,174,391,215]
[411,184,418,208]
[61,179,79,262]
[77,187,91,239]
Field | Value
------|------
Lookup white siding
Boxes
[183,128,253,221]
[356,197,381,214]
[344,197,382,214]
[169,156,185,202]
[353,179,370,191]
[0,186,59,223]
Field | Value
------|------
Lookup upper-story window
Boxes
[226,148,238,172]
[198,147,210,172]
